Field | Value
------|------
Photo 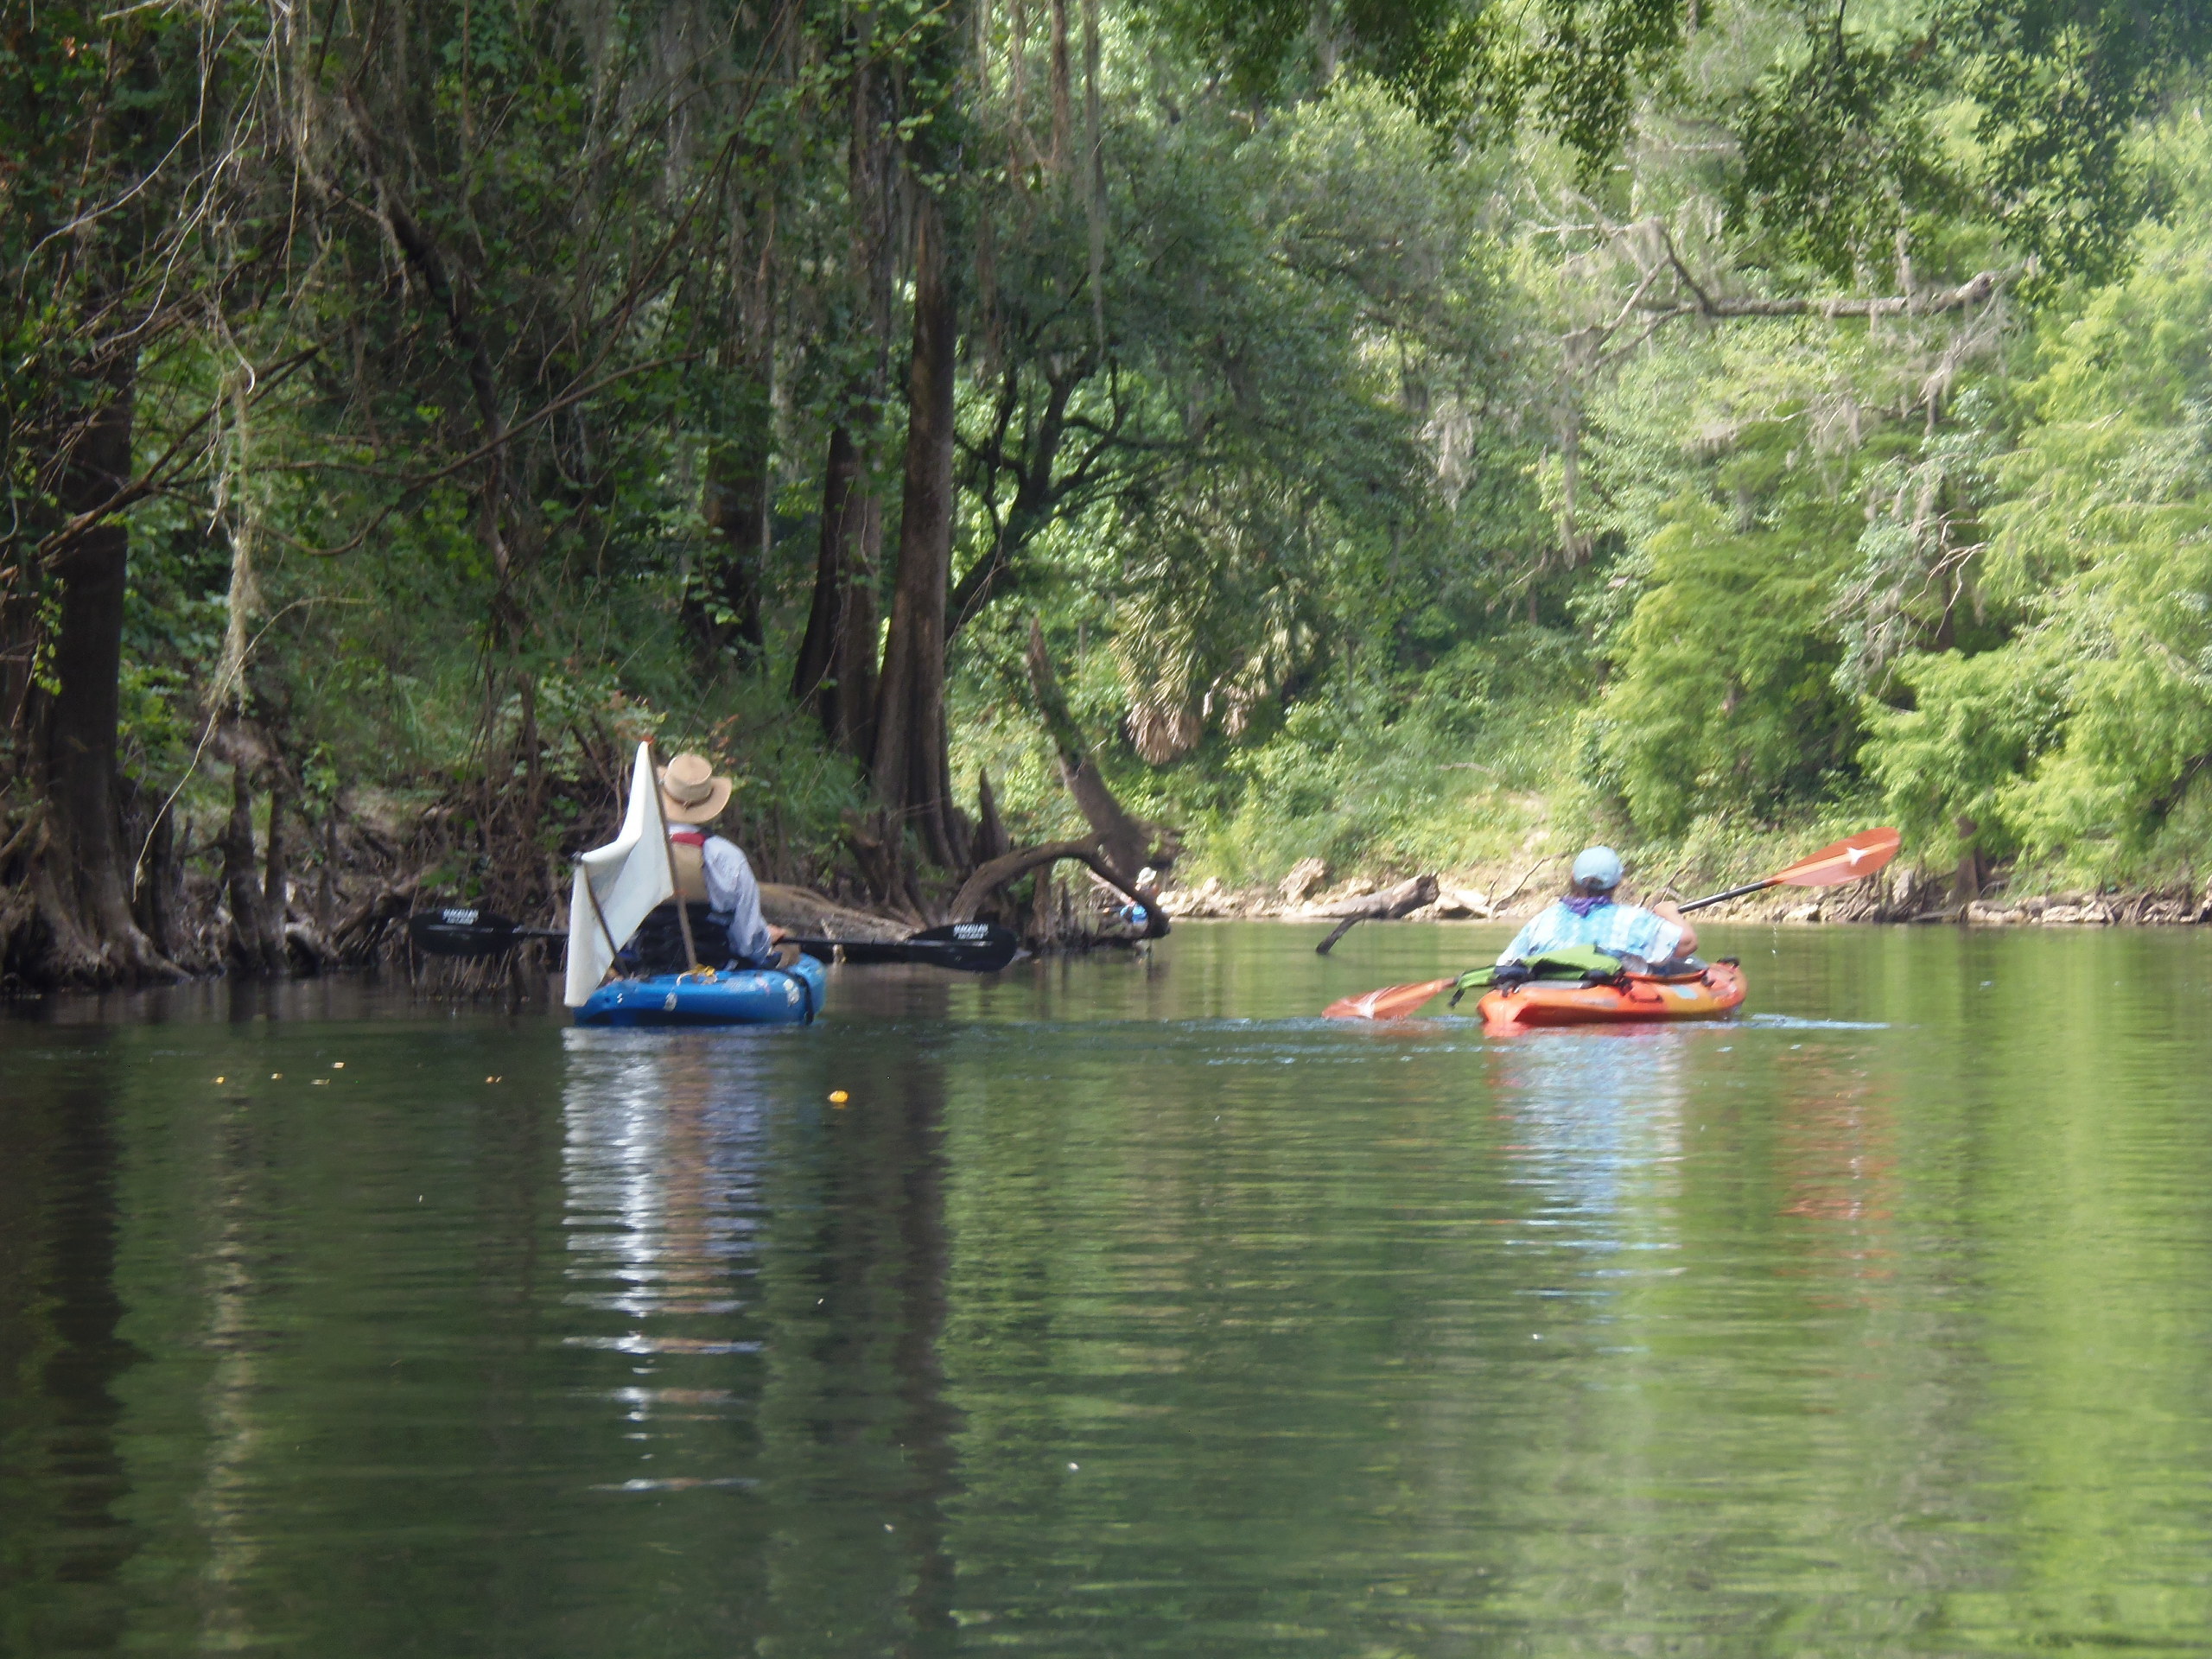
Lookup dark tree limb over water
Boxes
[1024,616,1170,882]
[950,838,1166,938]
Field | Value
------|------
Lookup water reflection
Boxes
[561,1033,774,1336]
[0,1054,140,1655]
[1482,1027,1692,1234]
[10,930,2212,1654]
[557,1009,963,1654]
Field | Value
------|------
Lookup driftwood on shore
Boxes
[1313,874,1440,954]
[758,883,910,943]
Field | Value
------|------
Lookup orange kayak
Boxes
[1477,960,1747,1031]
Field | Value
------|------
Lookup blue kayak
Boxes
[573,954,824,1027]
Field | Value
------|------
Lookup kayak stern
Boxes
[574,954,825,1027]
[1478,960,1746,1031]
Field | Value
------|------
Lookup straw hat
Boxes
[657,752,733,823]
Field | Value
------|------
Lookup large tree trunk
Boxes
[795,41,898,760]
[34,348,172,982]
[697,441,768,669]
[791,422,881,758]
[870,193,961,869]
[223,763,283,975]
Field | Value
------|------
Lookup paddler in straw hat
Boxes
[639,752,785,969]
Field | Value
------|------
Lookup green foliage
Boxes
[13,0,2212,925]
[1134,629,1585,884]
[1147,0,2207,283]
[1597,493,1859,835]
[1576,308,1999,839]
[1138,0,1685,167]
[1862,116,2212,881]
[1862,643,2065,864]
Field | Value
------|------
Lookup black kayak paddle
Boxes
[793,922,1021,973]
[407,909,1022,974]
[408,907,563,957]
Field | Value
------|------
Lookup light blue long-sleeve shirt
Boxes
[679,829,776,966]
[1497,898,1682,966]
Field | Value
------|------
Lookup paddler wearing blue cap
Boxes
[1496,846,1697,975]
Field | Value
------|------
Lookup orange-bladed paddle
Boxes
[1321,828,1902,1020]
[1322,977,1458,1020]
[1674,826,1901,912]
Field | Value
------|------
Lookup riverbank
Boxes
[1154,861,2212,928]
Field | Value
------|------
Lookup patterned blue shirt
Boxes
[1497,899,1682,966]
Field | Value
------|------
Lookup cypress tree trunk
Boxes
[792,423,881,759]
[134,788,176,959]
[870,194,960,869]
[34,349,172,981]
[795,42,897,760]
[223,763,279,975]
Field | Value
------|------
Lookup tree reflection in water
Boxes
[0,1056,140,1655]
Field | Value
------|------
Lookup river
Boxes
[4,921,2209,1655]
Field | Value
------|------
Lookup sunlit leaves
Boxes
[1861,121,2212,874]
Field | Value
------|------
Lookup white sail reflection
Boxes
[558,1030,779,1429]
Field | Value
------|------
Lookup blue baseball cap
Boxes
[1572,845,1624,890]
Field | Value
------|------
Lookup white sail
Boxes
[563,741,674,1006]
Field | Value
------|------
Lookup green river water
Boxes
[4,921,2211,1656]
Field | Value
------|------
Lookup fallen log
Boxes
[1314,874,1439,955]
[949,839,1168,939]
[757,883,910,944]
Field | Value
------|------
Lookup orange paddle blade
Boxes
[1324,977,1456,1020]
[1771,827,1901,888]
